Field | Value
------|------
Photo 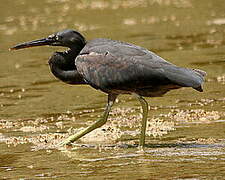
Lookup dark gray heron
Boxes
[10,29,206,147]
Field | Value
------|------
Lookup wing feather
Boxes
[75,39,205,95]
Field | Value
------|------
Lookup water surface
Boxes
[0,0,225,179]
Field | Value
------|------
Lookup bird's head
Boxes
[10,29,86,51]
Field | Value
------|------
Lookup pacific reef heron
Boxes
[10,29,206,147]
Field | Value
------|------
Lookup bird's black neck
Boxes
[48,48,86,85]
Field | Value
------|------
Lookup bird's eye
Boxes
[48,34,57,40]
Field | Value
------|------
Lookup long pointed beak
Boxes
[10,38,55,51]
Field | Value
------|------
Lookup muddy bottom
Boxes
[1,104,225,179]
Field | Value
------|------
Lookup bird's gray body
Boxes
[75,38,205,97]
[10,29,206,147]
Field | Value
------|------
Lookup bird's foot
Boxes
[136,145,146,154]
[58,136,75,147]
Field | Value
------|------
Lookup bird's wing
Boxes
[75,39,204,93]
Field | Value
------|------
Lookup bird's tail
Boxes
[192,69,207,92]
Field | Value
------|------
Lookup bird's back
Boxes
[75,38,206,97]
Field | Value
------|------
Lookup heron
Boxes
[10,29,206,148]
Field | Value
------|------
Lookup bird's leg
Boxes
[60,94,117,146]
[133,94,149,148]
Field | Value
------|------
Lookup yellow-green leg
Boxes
[133,94,149,148]
[60,94,117,146]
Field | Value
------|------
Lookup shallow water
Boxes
[1,0,225,179]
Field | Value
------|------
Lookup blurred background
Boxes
[0,0,225,179]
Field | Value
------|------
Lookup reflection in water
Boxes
[1,0,225,179]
